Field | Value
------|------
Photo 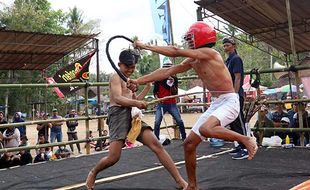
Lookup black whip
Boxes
[106,35,134,82]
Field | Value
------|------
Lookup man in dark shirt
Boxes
[36,113,51,142]
[65,109,81,154]
[223,37,248,160]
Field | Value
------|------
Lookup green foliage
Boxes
[0,0,67,33]
[0,0,99,117]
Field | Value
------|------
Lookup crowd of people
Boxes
[255,101,310,146]
[0,108,108,169]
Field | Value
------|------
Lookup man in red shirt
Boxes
[153,61,186,140]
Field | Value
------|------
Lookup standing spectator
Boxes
[65,109,81,154]
[153,61,186,140]
[3,125,20,148]
[36,113,52,142]
[13,112,26,139]
[0,111,8,134]
[223,37,248,159]
[50,109,63,150]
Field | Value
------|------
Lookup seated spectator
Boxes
[271,103,289,141]
[3,125,20,148]
[253,105,274,141]
[16,149,33,165]
[19,135,30,154]
[0,152,20,168]
[36,134,52,158]
[34,148,49,163]
[54,145,71,159]
[293,103,309,145]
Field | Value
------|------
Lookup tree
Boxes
[0,0,99,117]
[66,6,100,35]
[0,0,67,34]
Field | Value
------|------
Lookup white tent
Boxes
[178,88,187,95]
[185,86,205,100]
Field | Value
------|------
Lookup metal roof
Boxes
[195,0,310,54]
[0,29,98,70]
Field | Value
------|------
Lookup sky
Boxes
[2,0,199,74]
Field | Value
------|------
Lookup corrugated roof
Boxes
[0,29,98,70]
[195,0,310,54]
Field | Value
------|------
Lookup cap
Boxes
[119,49,136,66]
[222,37,236,45]
[52,108,57,112]
[162,62,173,68]
[281,117,290,123]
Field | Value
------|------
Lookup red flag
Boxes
[45,77,65,98]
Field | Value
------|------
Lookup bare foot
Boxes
[176,178,188,189]
[185,184,199,190]
[244,137,258,160]
[85,170,96,190]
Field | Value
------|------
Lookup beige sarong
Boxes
[127,117,142,144]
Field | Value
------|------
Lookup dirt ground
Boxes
[25,112,258,155]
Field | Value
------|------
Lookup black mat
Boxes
[0,140,309,190]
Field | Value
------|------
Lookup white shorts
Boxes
[191,93,240,139]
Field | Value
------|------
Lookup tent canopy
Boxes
[0,29,98,70]
[195,0,310,54]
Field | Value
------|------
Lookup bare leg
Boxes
[85,140,124,190]
[183,131,202,190]
[199,116,258,160]
[141,129,187,189]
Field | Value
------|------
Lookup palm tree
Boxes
[67,6,83,34]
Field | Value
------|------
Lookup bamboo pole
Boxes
[147,91,206,106]
[178,64,310,81]
[84,85,90,155]
[0,82,109,89]
[0,136,108,154]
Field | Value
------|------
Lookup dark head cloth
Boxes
[119,49,136,66]
[222,37,236,45]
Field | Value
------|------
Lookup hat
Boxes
[52,108,57,112]
[162,57,173,68]
[281,117,290,123]
[162,62,173,68]
[222,37,236,45]
[119,49,136,66]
